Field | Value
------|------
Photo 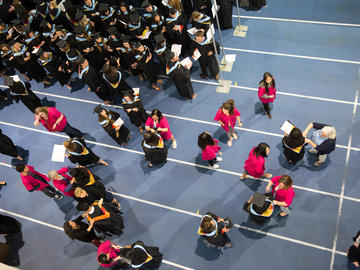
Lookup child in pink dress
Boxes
[258,72,276,119]
[198,132,222,169]
[241,142,272,180]
[145,109,177,149]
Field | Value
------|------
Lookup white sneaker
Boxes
[172,140,177,149]
[227,139,232,147]
[216,157,223,162]
[210,164,220,169]
[232,132,238,140]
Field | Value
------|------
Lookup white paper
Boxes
[11,75,20,82]
[32,47,40,55]
[225,54,236,63]
[137,29,151,40]
[206,24,215,40]
[280,120,295,134]
[133,88,140,95]
[112,118,124,128]
[162,0,168,6]
[171,44,182,57]
[51,144,66,162]
[211,3,220,17]
[187,27,199,36]
[118,19,128,25]
[192,48,201,61]
[180,57,192,68]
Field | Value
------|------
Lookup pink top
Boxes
[52,167,74,197]
[202,139,221,160]
[20,166,50,191]
[37,107,67,132]
[258,86,276,103]
[213,107,241,132]
[145,116,172,140]
[97,240,121,268]
[271,175,295,207]
[243,147,265,178]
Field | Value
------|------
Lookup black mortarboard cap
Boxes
[39,19,49,29]
[130,14,139,24]
[56,39,67,48]
[23,25,31,33]
[98,3,109,13]
[154,33,165,45]
[91,32,101,39]
[67,48,79,60]
[75,54,86,65]
[253,192,266,209]
[93,104,104,114]
[11,19,22,26]
[119,2,127,7]
[106,26,118,35]
[55,24,64,31]
[131,248,148,266]
[35,48,45,57]
[4,76,13,87]
[141,0,151,8]
[74,25,85,35]
[75,11,84,21]
[122,89,134,97]
[168,51,175,59]
[63,0,74,10]
[169,8,177,15]
[133,41,142,49]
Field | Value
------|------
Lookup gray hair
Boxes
[47,170,58,180]
[322,126,336,140]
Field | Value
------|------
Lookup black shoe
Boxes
[54,194,63,200]
[200,73,206,79]
[266,112,272,119]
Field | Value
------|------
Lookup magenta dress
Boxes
[258,86,276,104]
[202,139,221,161]
[97,240,121,268]
[145,116,173,140]
[243,147,266,178]
[213,107,240,132]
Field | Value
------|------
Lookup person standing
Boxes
[265,175,295,217]
[122,90,148,134]
[145,109,177,149]
[282,127,306,165]
[15,164,62,200]
[0,129,23,161]
[348,231,360,268]
[142,132,168,167]
[302,122,336,166]
[241,142,272,180]
[34,106,84,138]
[47,168,74,197]
[258,72,276,119]
[213,99,242,147]
[197,132,222,169]
[97,240,125,268]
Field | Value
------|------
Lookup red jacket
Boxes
[21,166,50,191]
[37,107,67,132]
[213,107,241,132]
[243,147,266,178]
[97,240,121,268]
[258,86,276,103]
[52,167,74,197]
[201,139,221,160]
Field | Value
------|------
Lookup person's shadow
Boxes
[194,154,217,175]
[10,146,29,167]
[4,225,24,266]
[41,97,56,107]
[194,237,222,261]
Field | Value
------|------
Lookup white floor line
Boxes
[109,191,347,256]
[0,208,196,270]
[6,90,358,152]
[0,120,356,200]
[223,47,360,65]
[329,89,358,269]
[232,15,360,27]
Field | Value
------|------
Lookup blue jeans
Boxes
[62,123,84,138]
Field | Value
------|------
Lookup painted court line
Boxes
[0,208,195,270]
[8,90,359,152]
[0,121,357,203]
[223,47,360,65]
[233,15,360,27]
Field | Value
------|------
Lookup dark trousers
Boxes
[62,123,84,138]
[262,103,270,114]
[208,158,216,166]
[41,186,59,198]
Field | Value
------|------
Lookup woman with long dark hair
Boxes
[241,142,272,180]
[258,72,276,119]
[198,132,222,169]
[282,127,306,165]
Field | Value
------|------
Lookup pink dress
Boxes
[202,139,221,160]
[145,116,172,140]
[243,147,265,178]
[21,166,50,191]
[271,176,295,207]
[213,107,241,132]
[37,107,67,132]
[97,240,121,268]
[52,167,74,197]
[258,85,276,103]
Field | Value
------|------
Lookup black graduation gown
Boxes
[192,14,212,32]
[0,129,18,158]
[191,38,219,77]
[242,200,272,223]
[79,65,112,102]
[193,0,212,17]
[135,46,159,84]
[167,60,194,99]
[201,212,231,247]
[348,231,360,263]
[0,0,17,24]
[249,0,266,11]
[99,110,130,145]
[142,140,167,165]
[68,139,100,166]
[89,202,124,235]
[154,43,170,71]
[165,12,191,55]
[103,70,133,97]
[74,181,107,205]
[282,135,306,165]
[217,0,233,29]
[85,46,107,72]
[122,96,148,127]
[71,216,98,243]
[41,55,71,86]
[130,241,163,269]
[119,47,143,75]
[8,81,42,113]
[0,214,21,235]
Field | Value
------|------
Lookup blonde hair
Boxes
[322,126,336,140]
[47,170,57,180]
[190,11,201,21]
[74,187,84,197]
[63,139,76,151]
[35,106,49,116]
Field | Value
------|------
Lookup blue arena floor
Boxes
[1,0,360,269]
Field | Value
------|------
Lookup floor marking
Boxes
[223,47,360,65]
[0,121,358,202]
[232,15,360,27]
[330,89,358,269]
[0,208,196,270]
